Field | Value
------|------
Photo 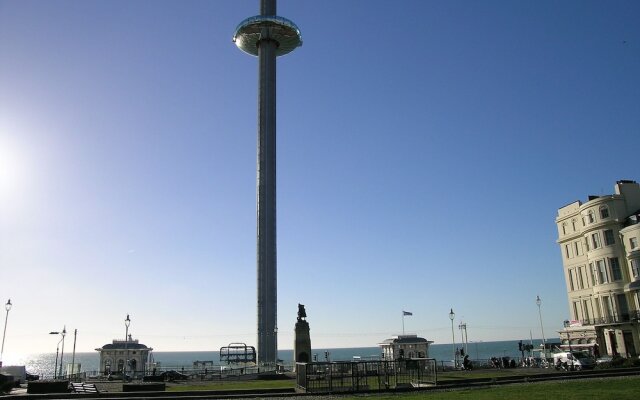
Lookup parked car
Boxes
[107,373,131,381]
[160,370,188,381]
[595,355,613,365]
[553,351,594,370]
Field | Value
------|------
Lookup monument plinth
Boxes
[294,304,311,368]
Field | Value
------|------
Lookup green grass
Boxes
[343,376,640,400]
[436,368,565,381]
[164,369,640,398]
[166,378,295,392]
[165,374,640,398]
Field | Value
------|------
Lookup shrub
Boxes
[623,357,640,368]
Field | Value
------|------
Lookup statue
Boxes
[294,304,311,367]
[297,303,307,321]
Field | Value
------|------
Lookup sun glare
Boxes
[0,145,21,189]
[0,130,30,201]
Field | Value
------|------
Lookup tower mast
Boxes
[233,0,302,365]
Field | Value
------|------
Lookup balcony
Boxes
[578,310,640,326]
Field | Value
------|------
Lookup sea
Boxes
[4,338,558,379]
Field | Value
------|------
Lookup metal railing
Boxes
[578,310,640,326]
[296,359,437,393]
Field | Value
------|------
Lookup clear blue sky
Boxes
[1,0,639,357]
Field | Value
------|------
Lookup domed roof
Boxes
[96,339,152,351]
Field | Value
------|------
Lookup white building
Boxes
[378,335,433,360]
[95,336,153,377]
[556,180,640,357]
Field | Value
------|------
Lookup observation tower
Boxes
[233,0,302,365]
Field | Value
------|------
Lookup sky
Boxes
[0,0,639,358]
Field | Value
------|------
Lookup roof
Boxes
[96,340,151,351]
[378,335,433,345]
[624,209,640,227]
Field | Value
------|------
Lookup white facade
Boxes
[95,337,153,377]
[556,180,640,357]
[378,335,433,360]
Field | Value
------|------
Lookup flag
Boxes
[403,311,413,316]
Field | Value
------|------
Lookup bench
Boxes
[71,382,99,393]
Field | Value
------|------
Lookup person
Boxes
[463,355,472,370]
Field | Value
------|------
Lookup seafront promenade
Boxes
[4,366,640,399]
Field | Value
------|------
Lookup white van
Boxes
[552,352,594,370]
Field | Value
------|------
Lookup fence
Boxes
[296,359,437,393]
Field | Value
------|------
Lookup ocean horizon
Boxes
[5,338,558,379]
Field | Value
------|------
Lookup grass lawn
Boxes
[164,369,640,399]
[343,376,640,400]
[167,375,640,398]
[166,378,295,392]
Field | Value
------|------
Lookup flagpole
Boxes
[402,312,405,335]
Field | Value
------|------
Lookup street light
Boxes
[449,308,456,368]
[0,299,12,368]
[70,329,78,378]
[124,314,130,382]
[49,329,66,379]
[458,321,468,356]
[470,340,482,360]
[58,327,67,378]
[536,295,546,353]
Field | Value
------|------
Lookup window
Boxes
[569,269,575,291]
[578,266,585,289]
[630,237,638,249]
[603,296,614,318]
[565,244,571,258]
[617,294,629,320]
[574,241,583,256]
[588,211,595,223]
[632,259,640,278]
[609,257,622,281]
[572,219,577,231]
[599,206,610,219]
[589,263,596,285]
[592,232,601,249]
[604,229,615,246]
[582,299,591,321]
[596,260,608,284]
[562,223,567,235]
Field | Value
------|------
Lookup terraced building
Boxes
[556,180,640,357]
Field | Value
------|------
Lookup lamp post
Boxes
[536,295,546,354]
[124,314,130,382]
[49,330,65,379]
[0,299,12,368]
[70,329,77,377]
[58,327,67,378]
[449,308,456,368]
[458,321,468,356]
[470,340,481,360]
